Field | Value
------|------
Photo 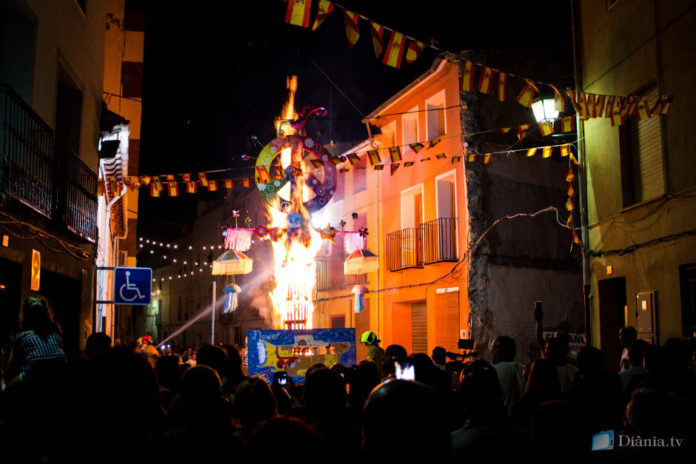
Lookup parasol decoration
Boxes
[344,248,379,275]
[212,250,253,275]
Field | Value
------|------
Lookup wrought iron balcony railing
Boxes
[316,255,367,291]
[387,227,423,271]
[387,218,458,271]
[59,150,98,242]
[0,84,55,217]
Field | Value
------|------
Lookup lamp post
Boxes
[531,94,559,123]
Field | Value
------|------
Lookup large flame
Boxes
[268,76,322,330]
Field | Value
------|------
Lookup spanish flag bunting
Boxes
[460,60,475,92]
[256,166,270,182]
[420,157,431,162]
[586,93,596,118]
[500,127,512,134]
[285,0,312,28]
[435,153,446,159]
[339,167,349,173]
[621,96,636,118]
[572,230,582,246]
[429,137,442,148]
[526,147,538,157]
[241,178,251,188]
[97,177,105,196]
[610,112,624,127]
[182,173,191,182]
[565,213,573,227]
[595,95,606,118]
[390,163,400,175]
[208,180,218,192]
[370,22,384,58]
[517,124,530,141]
[565,198,575,212]
[126,176,140,191]
[344,10,360,48]
[409,142,425,153]
[538,121,554,136]
[224,179,233,189]
[561,144,570,158]
[561,116,575,133]
[186,182,197,194]
[567,183,575,197]
[389,146,402,163]
[566,89,582,115]
[309,159,324,168]
[604,96,616,118]
[576,92,589,119]
[109,177,120,195]
[565,167,575,183]
[652,95,672,115]
[311,0,334,31]
[166,175,178,197]
[139,175,151,186]
[151,177,162,197]
[373,164,384,170]
[570,153,579,165]
[637,99,650,120]
[452,155,462,164]
[198,172,209,187]
[478,66,494,94]
[483,153,492,164]
[367,150,381,165]
[550,84,565,112]
[329,157,343,165]
[542,146,553,158]
[404,161,414,167]
[347,153,360,165]
[497,71,507,102]
[405,40,425,64]
[467,153,476,162]
[382,30,406,68]
[516,80,538,108]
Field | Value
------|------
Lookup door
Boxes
[597,277,626,371]
[411,302,427,354]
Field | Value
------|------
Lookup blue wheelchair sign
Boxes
[114,267,152,305]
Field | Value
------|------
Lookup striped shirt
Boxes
[12,331,65,380]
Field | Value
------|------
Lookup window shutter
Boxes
[628,87,664,203]
[411,303,428,353]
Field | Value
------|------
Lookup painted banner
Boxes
[247,328,357,384]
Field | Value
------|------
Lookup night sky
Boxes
[137,0,574,239]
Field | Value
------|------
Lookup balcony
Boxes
[0,84,55,217]
[387,217,457,271]
[56,150,98,242]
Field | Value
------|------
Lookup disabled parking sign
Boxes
[114,267,152,305]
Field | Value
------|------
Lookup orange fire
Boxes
[268,76,322,330]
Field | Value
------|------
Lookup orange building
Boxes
[313,58,469,359]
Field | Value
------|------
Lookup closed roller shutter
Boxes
[435,291,460,353]
[628,87,664,203]
[411,303,428,354]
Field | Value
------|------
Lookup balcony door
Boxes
[436,172,457,261]
[400,185,423,267]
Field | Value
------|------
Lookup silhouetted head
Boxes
[385,344,408,358]
[525,359,561,399]
[304,367,346,423]
[577,345,604,377]
[156,355,182,390]
[625,388,666,435]
[545,337,568,366]
[196,344,228,376]
[19,295,61,337]
[233,377,278,432]
[246,416,326,464]
[431,346,447,365]
[180,365,223,423]
[460,359,505,425]
[491,336,517,364]
[619,326,637,348]
[85,332,111,359]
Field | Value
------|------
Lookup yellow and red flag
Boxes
[561,144,570,158]
[390,163,400,176]
[604,96,616,118]
[565,213,573,227]
[538,121,554,136]
[550,84,565,112]
[97,178,105,196]
[561,116,575,133]
[595,95,606,118]
[241,178,251,188]
[181,173,191,182]
[166,175,178,197]
[139,175,151,186]
[452,156,462,164]
[467,153,476,163]
[309,159,324,168]
[367,150,381,166]
[478,66,494,94]
[224,179,233,189]
[586,93,596,118]
[373,164,384,170]
[542,146,553,158]
[329,157,343,166]
[497,71,507,102]
[382,30,406,68]
[570,153,579,165]
[405,40,425,64]
[637,99,651,120]
[109,177,120,195]
[566,198,575,212]
[206,180,216,191]
[517,124,531,141]
[429,137,442,148]
[526,147,538,157]
[516,80,539,108]
[409,142,425,153]
[389,146,402,163]
[404,161,414,167]
[576,92,589,119]
[565,167,575,183]
[460,60,475,92]
[126,176,140,191]
[573,230,582,245]
[652,95,672,115]
[256,166,270,182]
[344,10,360,48]
[151,177,162,197]
[483,153,492,164]
[198,172,209,187]
[566,89,582,115]
[567,183,575,197]
[347,153,360,165]
[186,182,197,194]
[285,0,312,28]
[435,153,446,159]
[370,22,384,57]
[500,127,512,134]
[311,0,333,31]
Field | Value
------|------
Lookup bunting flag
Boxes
[586,93,596,118]
[182,173,191,182]
[483,153,492,164]
[151,177,162,197]
[367,149,381,165]
[370,22,384,58]
[309,159,324,168]
[565,167,575,183]
[595,95,606,118]
[576,92,589,119]
[452,155,462,164]
[389,146,402,163]
[186,182,197,194]
[405,40,425,64]
[208,180,218,192]
[573,230,582,246]
[570,153,579,165]
[329,157,344,166]
[256,166,270,182]
[97,178,105,196]
[637,99,650,120]
[373,164,384,170]
[604,96,615,118]
[166,175,178,197]
[516,80,538,108]
[126,176,140,191]
[420,157,431,162]
[382,30,406,68]
[500,127,512,134]
[429,137,442,148]
[404,161,415,167]
[561,116,575,133]
[550,84,565,112]
[347,153,360,165]
[542,146,553,158]
[478,66,494,94]
[566,89,582,115]
[651,95,672,115]
[624,96,640,117]
[339,167,349,173]
[241,178,251,188]
[344,10,360,48]
[567,183,575,197]
[139,175,151,186]
[409,142,425,153]
[565,213,573,227]
[526,147,538,157]
[517,124,531,141]
[467,153,476,162]
[460,60,475,92]
[538,121,554,136]
[198,172,209,187]
[311,0,333,31]
[390,163,400,175]
[109,177,120,195]
[224,179,234,189]
[610,111,624,127]
[561,144,570,158]
[435,153,446,159]
[285,0,312,28]
[497,72,507,102]
[565,198,575,212]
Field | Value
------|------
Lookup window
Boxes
[426,91,446,140]
[56,64,83,155]
[620,86,664,206]
[381,121,396,149]
[402,106,419,154]
[330,315,345,328]
[353,155,367,194]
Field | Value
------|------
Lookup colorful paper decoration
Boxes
[212,250,253,275]
[285,0,312,28]
[223,283,242,313]
[344,249,379,275]
[312,0,334,31]
[352,285,368,313]
[382,30,406,69]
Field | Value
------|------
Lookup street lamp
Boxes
[531,94,559,123]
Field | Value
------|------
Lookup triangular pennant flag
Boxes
[382,30,406,68]
[429,137,442,148]
[367,150,381,166]
[565,213,573,227]
[309,159,324,168]
[404,161,414,167]
[500,127,512,134]
[604,96,616,118]
[467,153,476,163]
[373,164,384,170]
[516,80,539,108]
[139,175,151,186]
[570,153,579,165]
[542,146,553,158]
[561,116,575,133]
[347,153,360,165]
[389,146,402,163]
[224,179,233,189]
[636,99,651,120]
[460,60,475,92]
[166,175,178,197]
[483,153,492,164]
[241,178,251,188]
[405,40,425,64]
[572,230,582,245]
[567,183,575,197]
[186,181,197,194]
[390,163,400,175]
[577,92,589,119]
[420,157,431,162]
[652,95,672,115]
[517,124,531,141]
[435,153,446,159]
[344,10,360,48]
[198,173,209,187]
[595,95,606,118]
[208,180,218,192]
[538,121,554,136]
[311,0,334,31]
[409,142,425,153]
[565,167,575,183]
[526,147,538,157]
[370,22,384,57]
[329,157,344,166]
[478,66,494,94]
[256,166,270,182]
[452,155,462,164]
[285,0,312,28]
[586,93,596,118]
[561,144,570,158]
[497,71,507,102]
[625,96,640,117]
[566,198,575,211]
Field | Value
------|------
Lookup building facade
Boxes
[575,0,696,365]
